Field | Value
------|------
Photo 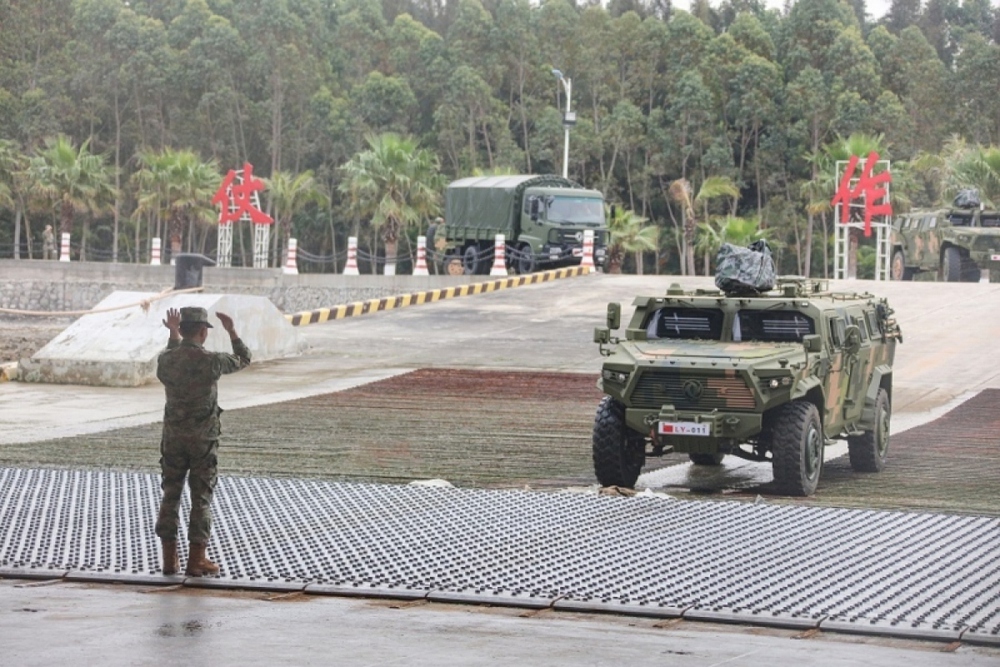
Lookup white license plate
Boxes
[658,421,711,436]
[991,254,1000,261]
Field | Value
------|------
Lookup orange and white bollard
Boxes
[283,238,299,275]
[150,237,161,266]
[59,232,71,262]
[344,236,360,275]
[581,229,595,271]
[413,235,429,276]
[490,234,508,276]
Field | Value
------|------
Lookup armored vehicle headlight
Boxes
[602,369,629,384]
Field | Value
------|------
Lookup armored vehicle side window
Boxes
[865,310,880,338]
[853,316,869,341]
[734,311,815,342]
[646,308,724,340]
[982,214,1000,228]
[829,317,847,347]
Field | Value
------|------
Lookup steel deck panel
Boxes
[0,467,997,643]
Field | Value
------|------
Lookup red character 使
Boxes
[212,163,273,225]
[830,152,892,237]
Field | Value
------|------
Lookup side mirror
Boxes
[844,325,862,355]
[803,334,822,353]
[606,302,621,330]
[594,327,610,344]
[610,204,617,222]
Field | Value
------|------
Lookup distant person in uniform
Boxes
[155,306,251,576]
[43,225,56,260]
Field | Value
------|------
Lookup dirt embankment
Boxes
[0,319,67,363]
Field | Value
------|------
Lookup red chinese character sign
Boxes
[212,163,273,268]
[830,152,892,237]
[831,153,893,281]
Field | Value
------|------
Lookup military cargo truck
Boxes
[592,277,902,496]
[890,204,1000,282]
[430,175,608,275]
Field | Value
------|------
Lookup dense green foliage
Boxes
[1,0,1000,274]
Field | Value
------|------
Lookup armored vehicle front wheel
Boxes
[847,388,890,472]
[767,400,823,496]
[593,396,645,488]
[891,249,914,281]
[943,247,963,282]
[688,453,724,466]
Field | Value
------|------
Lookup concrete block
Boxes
[18,291,306,387]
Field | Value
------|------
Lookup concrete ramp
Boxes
[18,291,306,387]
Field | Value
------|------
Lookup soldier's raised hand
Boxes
[163,307,181,331]
[215,312,235,333]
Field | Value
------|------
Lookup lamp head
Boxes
[551,68,563,79]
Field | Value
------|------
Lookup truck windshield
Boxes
[646,308,724,340]
[734,310,814,342]
[545,196,604,224]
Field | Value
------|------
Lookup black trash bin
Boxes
[173,253,216,290]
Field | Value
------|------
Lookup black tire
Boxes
[592,396,645,488]
[767,401,824,496]
[689,453,724,466]
[462,244,483,275]
[891,249,913,281]
[848,388,890,472]
[515,243,536,275]
[943,246,962,282]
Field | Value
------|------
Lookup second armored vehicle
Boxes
[592,278,902,496]
[890,200,1000,282]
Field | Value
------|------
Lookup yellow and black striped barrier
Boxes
[287,266,591,326]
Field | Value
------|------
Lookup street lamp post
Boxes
[552,69,576,179]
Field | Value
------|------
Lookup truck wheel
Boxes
[592,396,645,488]
[515,243,536,275]
[891,249,913,281]
[689,453,724,466]
[462,244,483,275]
[847,388,890,472]
[943,247,962,282]
[767,400,823,496]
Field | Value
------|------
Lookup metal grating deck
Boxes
[1,467,998,644]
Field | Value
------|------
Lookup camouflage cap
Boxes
[179,307,213,328]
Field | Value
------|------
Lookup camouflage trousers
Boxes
[155,436,218,545]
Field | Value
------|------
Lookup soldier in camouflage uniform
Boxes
[155,306,251,576]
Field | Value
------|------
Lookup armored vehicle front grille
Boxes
[631,371,756,411]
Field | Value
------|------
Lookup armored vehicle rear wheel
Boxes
[688,453,724,466]
[593,396,645,488]
[767,400,823,496]
[848,388,890,472]
[943,247,962,282]
[515,243,536,275]
[463,244,484,275]
[891,249,914,281]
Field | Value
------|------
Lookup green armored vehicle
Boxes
[890,197,1000,282]
[592,278,903,496]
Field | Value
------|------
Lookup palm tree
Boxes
[339,133,442,275]
[134,148,220,258]
[668,175,739,275]
[0,140,26,258]
[606,207,659,274]
[25,135,115,261]
[265,170,328,266]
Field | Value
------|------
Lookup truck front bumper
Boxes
[626,406,763,454]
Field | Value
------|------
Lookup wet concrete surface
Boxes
[4,580,999,667]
